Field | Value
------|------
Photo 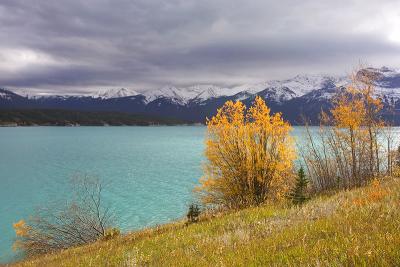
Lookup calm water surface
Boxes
[0,126,398,263]
[0,126,206,263]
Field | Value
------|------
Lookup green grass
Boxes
[14,177,400,266]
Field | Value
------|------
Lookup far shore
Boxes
[0,123,205,127]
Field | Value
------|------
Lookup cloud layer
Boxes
[1,0,400,94]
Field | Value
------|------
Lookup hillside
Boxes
[0,109,189,126]
[14,177,400,266]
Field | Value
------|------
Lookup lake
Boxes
[0,126,399,263]
[0,126,205,263]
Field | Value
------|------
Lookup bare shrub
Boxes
[13,175,115,257]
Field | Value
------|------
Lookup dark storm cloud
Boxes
[0,0,399,93]
[146,34,399,68]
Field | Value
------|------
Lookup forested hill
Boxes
[0,109,189,126]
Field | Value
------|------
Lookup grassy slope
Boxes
[14,177,400,267]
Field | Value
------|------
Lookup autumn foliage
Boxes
[197,96,295,209]
[13,220,30,251]
[302,68,388,191]
[352,179,388,207]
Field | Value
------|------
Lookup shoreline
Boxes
[0,123,205,127]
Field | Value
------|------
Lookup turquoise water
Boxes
[0,126,398,263]
[0,126,206,263]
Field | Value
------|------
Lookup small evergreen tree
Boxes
[289,167,309,205]
[187,204,201,223]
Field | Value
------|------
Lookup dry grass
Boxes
[13,177,400,266]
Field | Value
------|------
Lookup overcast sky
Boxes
[0,0,400,94]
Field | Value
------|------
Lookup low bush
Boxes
[103,228,121,240]
[187,204,201,224]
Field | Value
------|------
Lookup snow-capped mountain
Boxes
[142,86,194,104]
[2,67,400,124]
[94,88,139,99]
[368,67,400,100]
[188,85,229,101]
[140,73,352,104]
[0,91,12,100]
[141,84,235,104]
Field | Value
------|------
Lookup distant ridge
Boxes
[2,67,400,125]
[0,109,188,126]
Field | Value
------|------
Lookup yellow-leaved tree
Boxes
[197,96,296,209]
[330,85,369,186]
[302,67,385,191]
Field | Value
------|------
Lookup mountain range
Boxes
[1,66,400,125]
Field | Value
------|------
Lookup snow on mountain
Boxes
[280,74,347,95]
[101,68,400,104]
[296,67,400,101]
[0,91,12,100]
[361,67,400,100]
[94,88,139,99]
[235,68,400,102]
[142,85,230,104]
[189,85,235,101]
[29,94,74,100]
[142,84,257,104]
[231,82,271,95]
[224,75,345,103]
[141,86,187,104]
[3,67,400,105]
[0,88,27,100]
[7,89,32,98]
